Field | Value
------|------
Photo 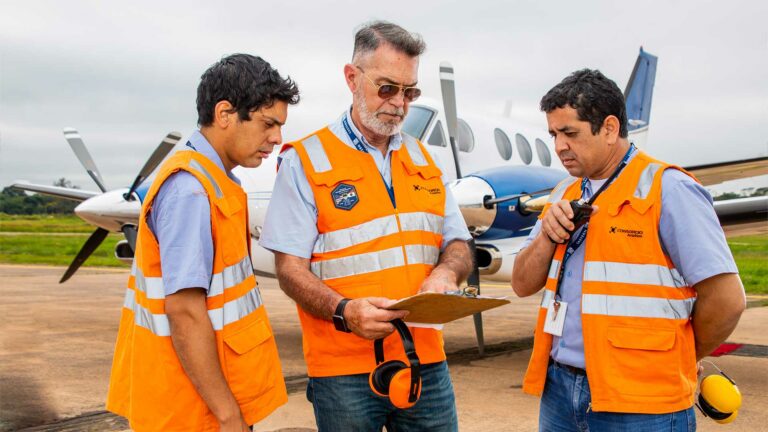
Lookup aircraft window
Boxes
[402,106,435,141]
[427,120,447,147]
[535,138,552,166]
[516,133,533,164]
[494,128,512,160]
[457,118,475,152]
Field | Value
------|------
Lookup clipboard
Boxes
[385,292,510,324]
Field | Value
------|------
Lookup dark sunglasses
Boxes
[358,67,421,102]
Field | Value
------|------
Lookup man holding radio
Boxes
[512,69,745,430]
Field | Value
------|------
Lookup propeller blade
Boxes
[483,187,553,209]
[63,128,108,193]
[467,239,485,356]
[121,225,138,252]
[124,131,182,200]
[439,62,463,179]
[60,227,110,283]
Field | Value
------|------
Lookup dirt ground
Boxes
[1,264,766,431]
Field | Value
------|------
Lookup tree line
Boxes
[0,178,79,214]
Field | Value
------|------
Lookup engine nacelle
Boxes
[474,237,528,282]
[450,166,566,240]
[114,240,134,264]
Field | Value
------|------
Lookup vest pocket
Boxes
[213,197,249,265]
[605,326,680,397]
[223,317,279,401]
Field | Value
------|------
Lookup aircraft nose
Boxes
[74,189,139,232]
[448,176,497,237]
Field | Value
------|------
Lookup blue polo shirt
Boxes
[259,109,472,259]
[519,156,739,369]
[147,131,240,296]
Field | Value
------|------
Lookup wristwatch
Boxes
[333,298,352,333]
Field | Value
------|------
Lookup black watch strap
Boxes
[333,298,352,333]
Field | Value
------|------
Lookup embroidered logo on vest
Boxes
[412,184,442,195]
[609,226,644,238]
[332,183,359,210]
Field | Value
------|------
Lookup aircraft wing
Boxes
[11,181,99,202]
[685,156,768,186]
[714,196,768,222]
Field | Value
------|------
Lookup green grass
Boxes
[0,213,94,233]
[0,232,128,267]
[727,235,768,295]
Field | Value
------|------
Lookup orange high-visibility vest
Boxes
[523,151,699,414]
[106,150,287,432]
[287,127,446,377]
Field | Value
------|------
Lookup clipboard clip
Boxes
[445,286,479,298]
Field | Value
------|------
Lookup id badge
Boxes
[543,299,568,337]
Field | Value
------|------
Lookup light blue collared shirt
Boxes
[147,131,240,296]
[259,109,472,259]
[520,153,739,368]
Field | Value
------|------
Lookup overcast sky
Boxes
[1,0,766,193]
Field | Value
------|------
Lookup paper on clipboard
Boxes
[385,292,510,324]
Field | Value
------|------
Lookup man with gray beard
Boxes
[260,21,472,431]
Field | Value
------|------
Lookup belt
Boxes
[549,358,587,376]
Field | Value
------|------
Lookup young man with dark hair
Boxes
[107,53,299,432]
[260,21,472,431]
[512,69,745,431]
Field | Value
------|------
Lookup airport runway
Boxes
[0,264,766,431]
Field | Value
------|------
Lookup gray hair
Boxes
[352,21,426,64]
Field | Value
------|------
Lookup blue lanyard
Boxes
[554,144,635,299]
[342,115,370,154]
[341,114,396,207]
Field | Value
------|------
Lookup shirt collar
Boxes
[583,146,638,198]
[185,130,240,185]
[335,107,403,153]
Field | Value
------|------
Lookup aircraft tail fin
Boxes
[624,47,658,148]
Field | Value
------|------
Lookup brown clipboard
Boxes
[385,292,510,324]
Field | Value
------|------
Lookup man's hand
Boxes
[344,297,408,340]
[541,200,599,244]
[166,288,245,431]
[419,269,459,294]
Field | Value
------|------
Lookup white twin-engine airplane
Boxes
[12,48,767,285]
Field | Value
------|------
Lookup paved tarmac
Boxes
[0,264,765,431]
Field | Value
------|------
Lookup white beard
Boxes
[354,87,404,137]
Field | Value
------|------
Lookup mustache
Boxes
[376,108,405,118]
[558,151,576,160]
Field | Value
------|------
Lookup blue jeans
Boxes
[306,361,458,432]
[540,363,696,431]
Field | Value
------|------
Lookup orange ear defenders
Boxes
[368,319,422,409]
[696,361,742,424]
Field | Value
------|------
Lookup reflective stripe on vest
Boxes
[302,135,332,173]
[313,212,444,254]
[547,259,561,280]
[402,134,428,166]
[310,244,440,281]
[188,158,223,199]
[131,255,253,299]
[582,293,695,319]
[540,288,555,307]
[583,261,686,288]
[634,162,663,199]
[123,285,264,336]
